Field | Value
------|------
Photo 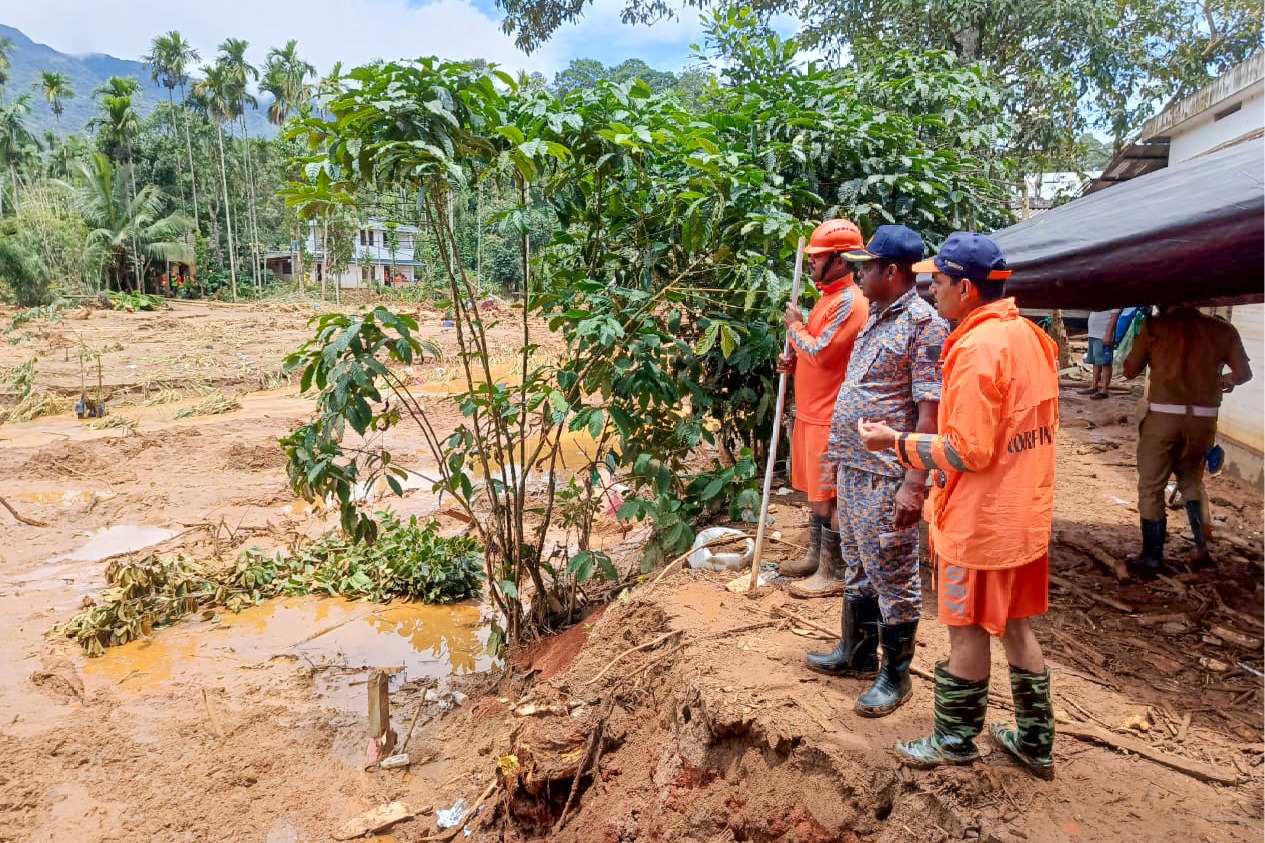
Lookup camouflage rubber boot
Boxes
[895,662,988,768]
[1184,500,1213,569]
[805,593,879,677]
[855,620,918,717]
[990,665,1055,780]
[781,514,823,578]
[788,526,848,599]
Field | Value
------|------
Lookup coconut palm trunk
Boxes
[239,117,262,292]
[214,123,238,301]
[179,83,200,228]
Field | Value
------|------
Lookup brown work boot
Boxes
[788,525,847,599]
[780,514,823,578]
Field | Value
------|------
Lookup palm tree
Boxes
[262,40,315,125]
[193,63,241,301]
[87,79,144,289]
[0,37,13,106]
[0,94,38,219]
[71,152,193,292]
[145,32,202,224]
[37,71,74,176]
[37,72,73,132]
[217,39,263,291]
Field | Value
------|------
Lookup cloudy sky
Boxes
[4,0,725,78]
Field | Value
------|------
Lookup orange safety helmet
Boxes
[803,218,864,255]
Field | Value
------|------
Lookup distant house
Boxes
[297,220,426,288]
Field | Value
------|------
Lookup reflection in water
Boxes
[84,596,496,709]
[61,525,177,562]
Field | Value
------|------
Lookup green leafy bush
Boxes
[57,512,484,656]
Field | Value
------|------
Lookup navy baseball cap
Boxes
[913,232,1013,282]
[841,224,925,264]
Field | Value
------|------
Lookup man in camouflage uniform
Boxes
[806,225,947,719]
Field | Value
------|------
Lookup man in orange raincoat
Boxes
[776,219,869,596]
[858,233,1060,779]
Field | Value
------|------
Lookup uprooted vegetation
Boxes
[57,511,485,656]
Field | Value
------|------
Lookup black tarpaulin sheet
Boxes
[994,140,1264,310]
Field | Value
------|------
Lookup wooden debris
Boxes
[1056,535,1129,581]
[1059,721,1241,785]
[332,801,414,840]
[1049,574,1133,613]
[1208,625,1263,651]
[367,670,397,765]
[1135,612,1189,626]
[202,688,226,739]
[1176,712,1193,743]
[0,496,49,528]
[581,630,680,687]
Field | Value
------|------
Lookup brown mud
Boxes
[0,303,1261,842]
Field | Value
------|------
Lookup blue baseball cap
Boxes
[913,232,1013,282]
[841,224,925,264]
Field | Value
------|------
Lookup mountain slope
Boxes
[1,24,273,137]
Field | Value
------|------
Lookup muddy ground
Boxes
[0,301,1261,843]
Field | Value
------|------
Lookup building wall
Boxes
[1168,82,1264,164]
[1219,304,1265,486]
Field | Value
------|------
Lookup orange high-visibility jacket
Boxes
[895,298,1059,570]
[789,278,870,425]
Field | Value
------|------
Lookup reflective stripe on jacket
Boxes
[789,278,870,425]
[895,298,1059,570]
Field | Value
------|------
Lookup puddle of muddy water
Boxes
[84,595,496,713]
[60,525,177,562]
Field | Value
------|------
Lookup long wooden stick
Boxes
[748,237,806,595]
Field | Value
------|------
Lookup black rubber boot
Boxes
[990,665,1055,780]
[781,514,823,578]
[1184,500,1213,569]
[805,593,879,677]
[1128,518,1166,580]
[855,620,918,717]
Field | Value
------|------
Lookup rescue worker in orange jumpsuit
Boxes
[776,219,870,597]
[858,233,1060,779]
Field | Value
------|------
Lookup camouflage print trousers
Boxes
[836,465,922,624]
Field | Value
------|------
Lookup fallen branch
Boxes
[1058,721,1241,786]
[771,606,836,638]
[581,630,682,687]
[0,495,48,527]
[1057,534,1129,581]
[1049,574,1134,613]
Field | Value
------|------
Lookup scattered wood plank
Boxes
[1059,721,1240,786]
[1134,612,1189,626]
[1176,712,1193,743]
[333,801,415,841]
[1056,534,1129,581]
[1208,625,1263,651]
[1049,574,1133,613]
[367,670,397,766]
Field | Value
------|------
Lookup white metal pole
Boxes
[747,236,806,594]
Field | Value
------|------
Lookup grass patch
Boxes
[87,414,138,431]
[172,390,241,419]
[4,390,72,423]
[57,512,485,656]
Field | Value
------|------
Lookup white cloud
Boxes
[5,0,567,76]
